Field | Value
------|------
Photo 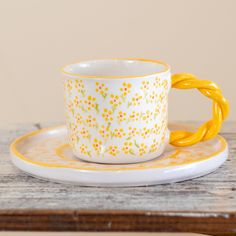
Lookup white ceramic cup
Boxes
[62,58,229,164]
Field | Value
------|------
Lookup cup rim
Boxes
[61,58,170,79]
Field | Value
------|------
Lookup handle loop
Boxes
[170,73,229,147]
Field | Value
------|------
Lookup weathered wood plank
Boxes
[0,122,235,212]
[0,122,236,233]
[0,209,236,234]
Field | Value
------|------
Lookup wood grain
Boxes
[0,122,236,234]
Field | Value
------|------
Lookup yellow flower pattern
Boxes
[80,144,88,155]
[153,124,160,135]
[93,138,103,153]
[109,94,122,111]
[117,111,126,123]
[120,82,132,98]
[150,139,159,153]
[128,127,139,137]
[141,127,151,139]
[102,108,113,122]
[128,93,142,107]
[108,145,119,156]
[138,143,148,156]
[113,128,125,138]
[70,133,78,148]
[84,95,99,113]
[75,80,86,96]
[154,77,161,88]
[148,91,158,103]
[129,111,140,122]
[67,101,74,115]
[64,76,169,158]
[69,123,78,134]
[75,114,83,125]
[99,125,110,139]
[122,141,134,154]
[80,128,90,139]
[96,82,108,99]
[64,80,73,93]
[74,96,83,108]
[154,106,160,118]
[141,81,150,91]
[86,115,98,128]
[141,110,153,123]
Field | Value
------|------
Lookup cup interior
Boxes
[62,59,169,78]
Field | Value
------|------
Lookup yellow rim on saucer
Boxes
[10,126,227,171]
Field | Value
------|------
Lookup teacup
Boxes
[62,58,229,164]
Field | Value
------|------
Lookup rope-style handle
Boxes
[170,73,229,147]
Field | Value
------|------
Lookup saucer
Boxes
[10,124,228,187]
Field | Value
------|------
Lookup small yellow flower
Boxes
[129,111,140,121]
[141,127,151,139]
[130,93,142,106]
[84,95,98,111]
[120,82,132,96]
[139,143,147,156]
[117,111,126,123]
[150,139,158,152]
[154,106,160,118]
[73,96,83,107]
[75,114,83,125]
[70,133,77,148]
[159,92,166,103]
[160,119,166,130]
[122,141,133,154]
[162,104,167,114]
[80,144,88,155]
[65,80,73,92]
[153,124,160,134]
[75,80,85,95]
[108,145,119,156]
[99,125,110,138]
[128,127,139,137]
[110,94,122,108]
[162,80,168,89]
[141,110,153,123]
[75,79,84,89]
[102,108,113,122]
[154,77,161,88]
[113,128,125,138]
[93,138,103,153]
[149,91,158,103]
[69,122,78,133]
[141,81,150,91]
[80,127,90,138]
[162,133,166,142]
[67,101,74,113]
[86,115,98,128]
[96,82,108,98]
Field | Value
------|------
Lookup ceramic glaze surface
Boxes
[63,59,171,163]
[10,125,228,186]
[62,59,229,163]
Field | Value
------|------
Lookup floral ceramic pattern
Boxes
[64,75,170,161]
[17,126,226,170]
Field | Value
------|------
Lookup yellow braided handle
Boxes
[170,73,230,147]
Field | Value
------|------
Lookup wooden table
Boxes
[0,122,235,235]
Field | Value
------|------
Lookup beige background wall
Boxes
[0,0,235,124]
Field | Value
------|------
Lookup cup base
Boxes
[72,146,166,164]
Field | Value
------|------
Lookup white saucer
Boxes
[10,124,228,187]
